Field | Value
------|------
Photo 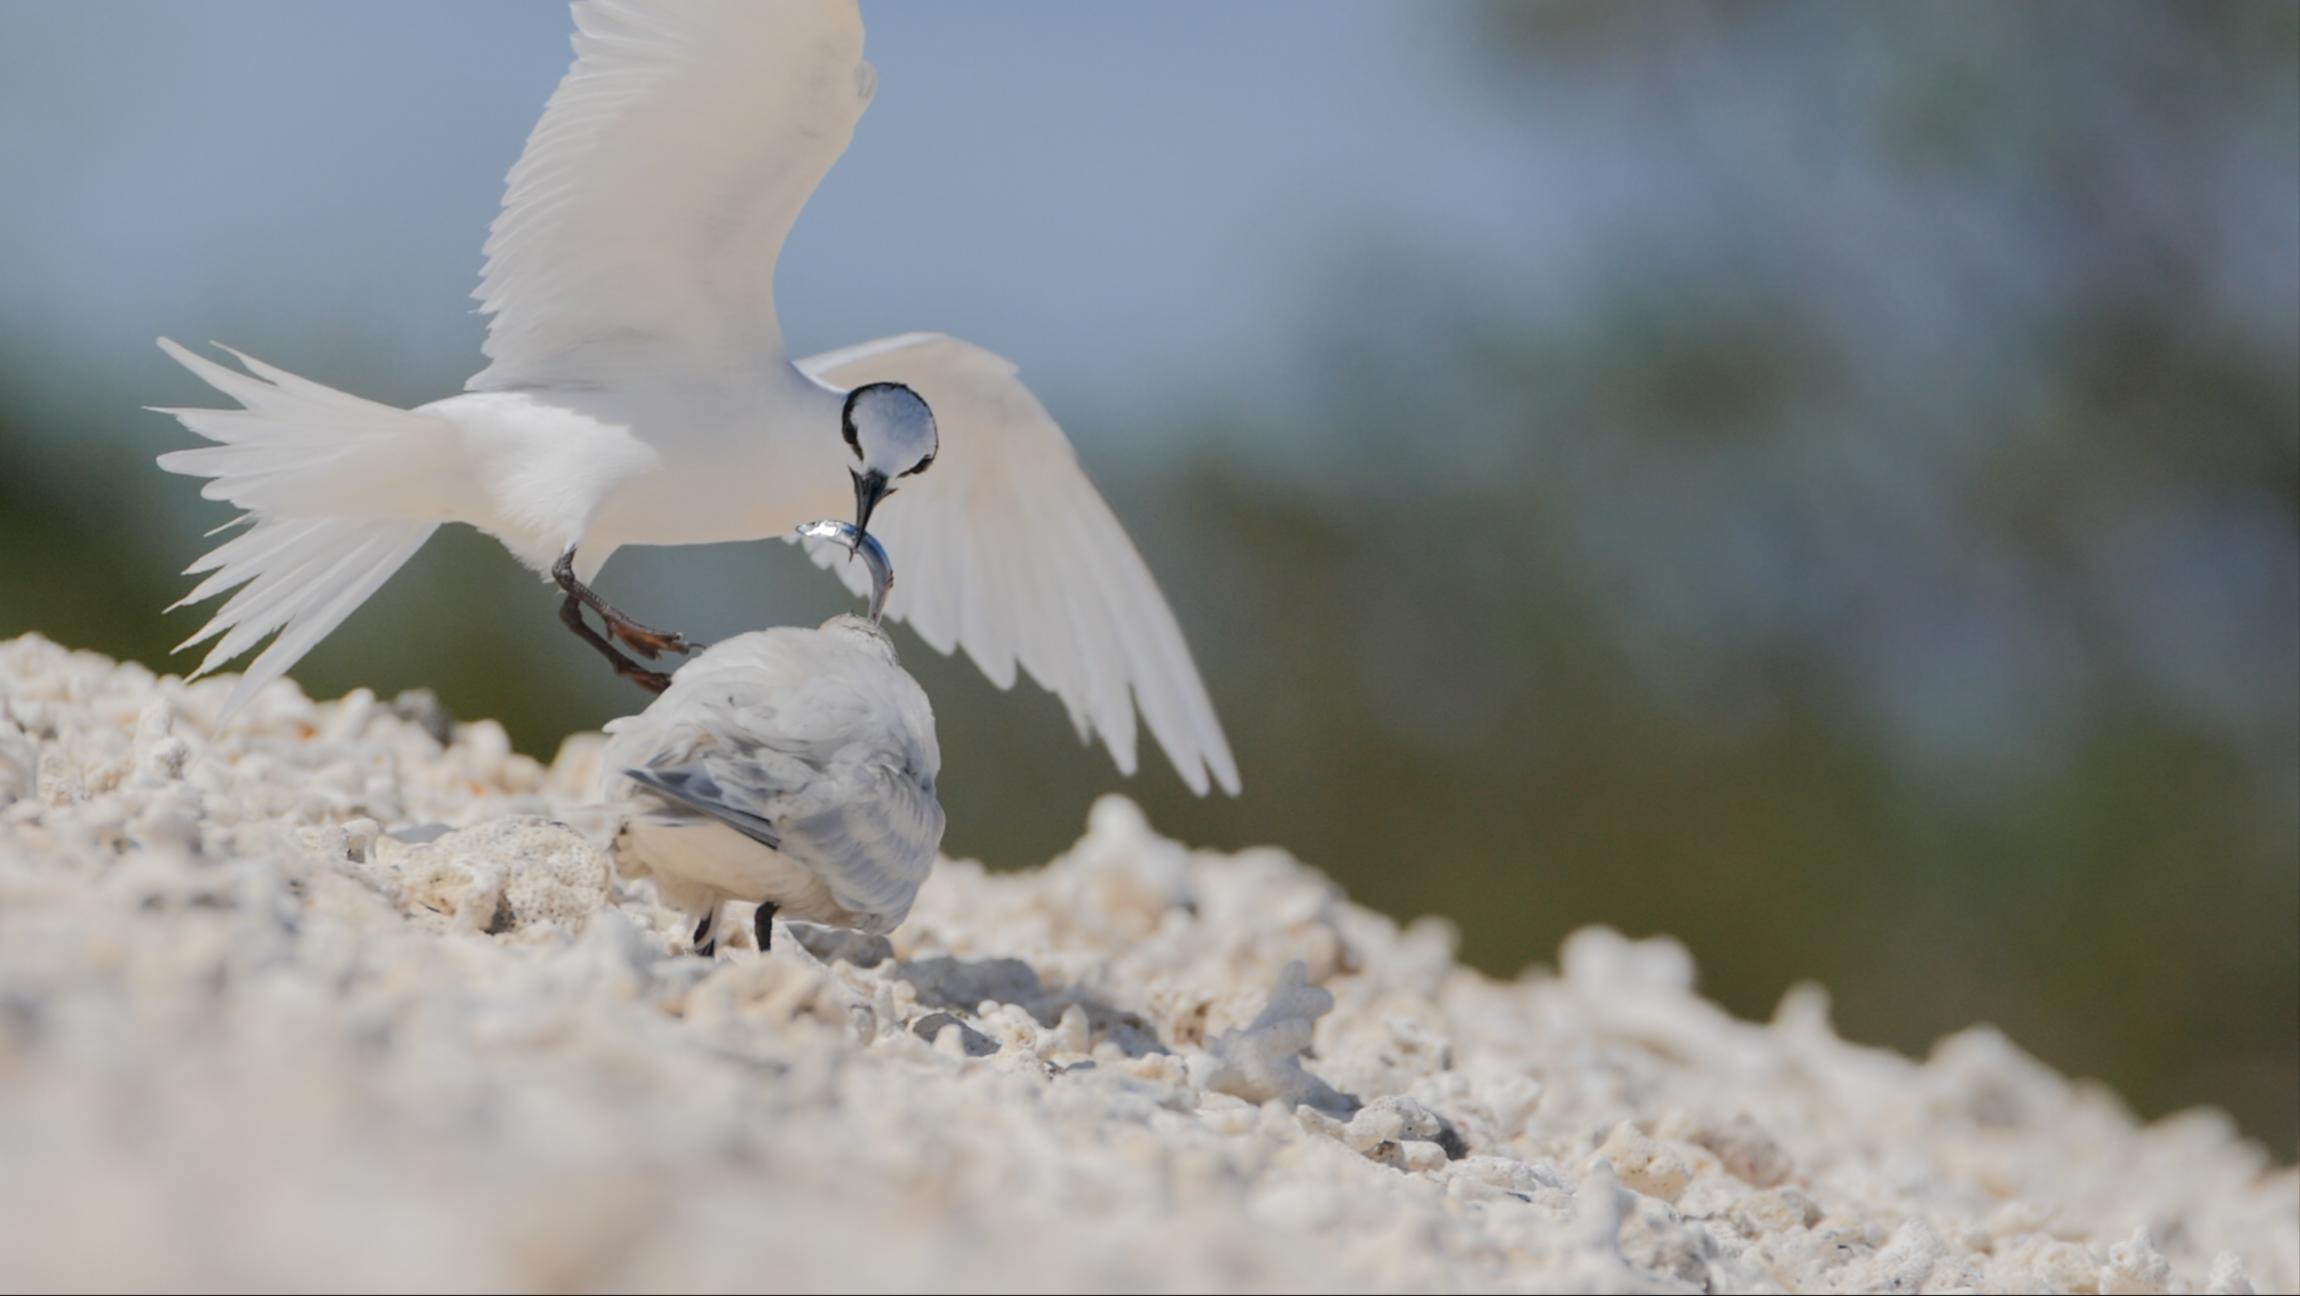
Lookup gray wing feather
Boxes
[774,764,944,923]
[622,764,784,851]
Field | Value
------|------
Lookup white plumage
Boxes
[152,0,1238,795]
[602,596,942,950]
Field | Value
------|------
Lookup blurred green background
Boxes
[2,3,2293,1153]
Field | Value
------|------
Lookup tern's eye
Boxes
[843,420,860,457]
[903,452,935,478]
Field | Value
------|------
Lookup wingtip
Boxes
[1168,745,1239,798]
[1206,735,1243,796]
[1175,759,1240,799]
[154,336,207,368]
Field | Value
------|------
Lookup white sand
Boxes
[1,633,2291,1293]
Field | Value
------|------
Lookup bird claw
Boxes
[611,623,697,660]
[618,663,674,694]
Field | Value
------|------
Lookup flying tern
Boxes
[152,0,1238,796]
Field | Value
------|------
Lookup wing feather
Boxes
[470,0,872,389]
[622,764,784,850]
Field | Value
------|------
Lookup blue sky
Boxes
[0,1,1573,460]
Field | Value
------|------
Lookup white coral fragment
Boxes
[1199,959,1353,1115]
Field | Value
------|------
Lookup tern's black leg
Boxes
[559,593,672,694]
[692,907,719,959]
[753,902,780,952]
[552,548,700,659]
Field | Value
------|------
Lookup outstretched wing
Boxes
[796,334,1241,796]
[470,0,872,390]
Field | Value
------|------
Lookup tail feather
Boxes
[176,517,436,715]
[153,338,463,517]
[153,340,448,717]
[183,522,401,664]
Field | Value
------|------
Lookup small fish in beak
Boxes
[794,518,893,623]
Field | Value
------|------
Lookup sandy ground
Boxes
[0,633,2292,1293]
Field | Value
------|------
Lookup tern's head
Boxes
[843,382,937,539]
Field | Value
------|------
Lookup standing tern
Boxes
[151,0,1238,796]
[604,521,939,957]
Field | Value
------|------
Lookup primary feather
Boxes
[472,0,874,388]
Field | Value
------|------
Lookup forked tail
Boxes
[152,340,451,715]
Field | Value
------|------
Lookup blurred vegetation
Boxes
[1,2,2293,1153]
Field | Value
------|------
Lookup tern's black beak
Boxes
[850,469,891,553]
